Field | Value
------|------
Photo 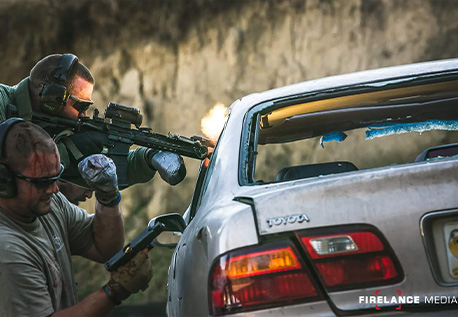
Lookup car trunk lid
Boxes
[238,159,458,311]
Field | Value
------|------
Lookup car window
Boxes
[254,127,458,183]
[245,79,458,184]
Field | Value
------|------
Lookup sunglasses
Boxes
[69,94,93,114]
[14,164,65,189]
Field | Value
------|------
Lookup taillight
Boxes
[209,241,321,316]
[299,228,403,291]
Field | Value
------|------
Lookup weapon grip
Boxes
[106,142,131,189]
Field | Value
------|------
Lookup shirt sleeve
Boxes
[0,104,8,122]
[126,147,157,188]
[0,84,14,122]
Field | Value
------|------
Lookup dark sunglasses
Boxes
[69,94,93,114]
[14,163,65,189]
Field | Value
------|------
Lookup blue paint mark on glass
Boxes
[366,120,458,140]
[320,131,348,147]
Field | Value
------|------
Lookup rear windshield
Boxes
[248,80,458,184]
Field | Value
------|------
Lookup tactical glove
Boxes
[106,249,153,302]
[147,150,186,185]
[78,154,120,205]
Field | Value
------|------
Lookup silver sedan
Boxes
[164,59,458,316]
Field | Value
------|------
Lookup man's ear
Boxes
[0,163,16,198]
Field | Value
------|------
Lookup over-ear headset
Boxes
[39,54,78,115]
[0,118,26,198]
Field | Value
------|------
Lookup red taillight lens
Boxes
[209,242,320,316]
[299,229,402,291]
[315,255,397,287]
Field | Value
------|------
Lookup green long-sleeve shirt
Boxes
[0,77,156,189]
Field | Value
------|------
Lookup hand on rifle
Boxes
[147,150,187,186]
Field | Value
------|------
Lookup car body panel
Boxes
[168,202,259,316]
[251,159,458,237]
[223,301,335,317]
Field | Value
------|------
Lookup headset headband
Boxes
[0,118,25,159]
[53,54,78,83]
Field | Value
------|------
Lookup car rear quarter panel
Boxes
[172,201,259,316]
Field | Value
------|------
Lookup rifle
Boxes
[7,103,208,188]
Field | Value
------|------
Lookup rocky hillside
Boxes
[1,0,458,306]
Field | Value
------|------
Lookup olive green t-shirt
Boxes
[0,192,94,317]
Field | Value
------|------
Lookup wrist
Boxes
[102,284,122,305]
[107,279,130,301]
[96,191,121,206]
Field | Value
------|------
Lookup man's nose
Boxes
[85,190,93,199]
[78,111,88,118]
[46,181,59,194]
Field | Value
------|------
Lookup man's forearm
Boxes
[78,154,125,262]
[92,202,125,262]
[126,147,156,188]
[52,288,115,316]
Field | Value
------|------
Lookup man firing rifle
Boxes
[0,53,190,191]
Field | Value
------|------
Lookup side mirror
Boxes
[152,231,183,249]
[148,213,186,233]
[150,213,186,248]
[105,213,186,272]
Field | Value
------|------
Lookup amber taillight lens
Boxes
[208,241,321,315]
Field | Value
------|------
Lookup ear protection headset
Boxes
[39,54,79,115]
[0,118,25,198]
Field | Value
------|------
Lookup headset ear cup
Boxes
[39,82,68,115]
[0,164,16,198]
[39,54,77,115]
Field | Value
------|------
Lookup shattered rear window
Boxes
[248,80,458,184]
[254,124,458,183]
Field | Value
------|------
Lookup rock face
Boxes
[1,0,458,303]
